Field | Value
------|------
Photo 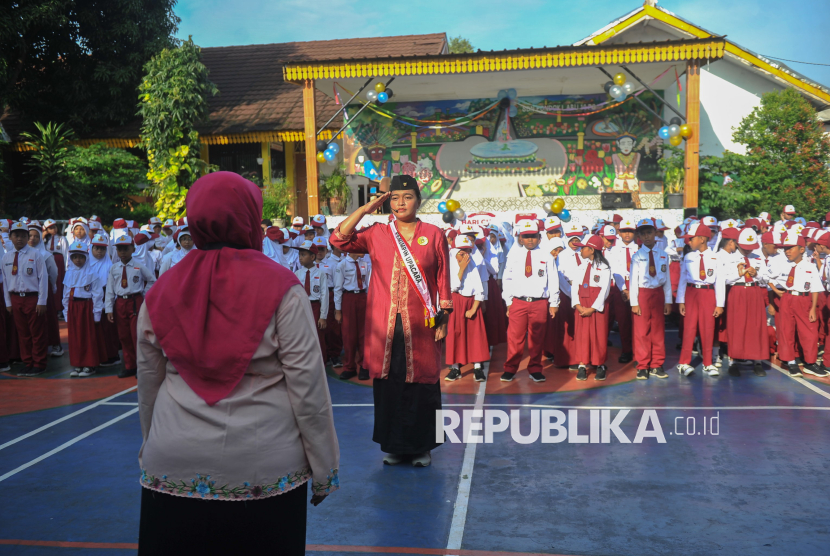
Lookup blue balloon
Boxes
[614,94,626,103]
[437,201,448,213]
[323,148,336,161]
[507,88,517,99]
[559,209,571,221]
[509,105,518,117]
[659,126,671,139]
[327,142,339,154]
[497,90,508,100]
[377,91,389,103]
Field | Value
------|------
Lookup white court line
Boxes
[0,385,137,451]
[0,408,138,483]
[334,403,830,410]
[769,362,830,403]
[101,402,139,406]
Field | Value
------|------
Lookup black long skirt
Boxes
[138,481,307,555]
[372,313,444,454]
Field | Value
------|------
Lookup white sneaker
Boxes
[677,364,695,377]
[382,453,405,466]
[714,355,722,368]
[704,365,720,376]
[99,358,121,367]
[50,347,64,357]
[412,452,431,467]
[78,367,96,377]
[0,363,10,372]
[70,368,81,377]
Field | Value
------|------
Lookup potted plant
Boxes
[321,165,351,215]
[658,146,685,209]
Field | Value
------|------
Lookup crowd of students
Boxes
[4,204,830,384]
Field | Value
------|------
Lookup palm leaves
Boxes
[20,122,77,217]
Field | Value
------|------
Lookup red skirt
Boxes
[446,292,490,366]
[726,285,769,360]
[46,289,61,346]
[483,277,507,346]
[575,286,609,366]
[53,253,66,309]
[68,299,100,368]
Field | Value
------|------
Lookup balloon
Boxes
[543,201,552,213]
[442,211,455,224]
[497,90,507,100]
[609,85,623,98]
[507,88,517,99]
[508,105,518,117]
[366,90,378,102]
[622,82,635,95]
[669,135,683,146]
[614,94,626,103]
[446,199,460,213]
[668,124,681,137]
[316,151,326,163]
[613,73,626,86]
[670,117,682,126]
[437,201,448,213]
[316,139,328,153]
[658,126,671,139]
[323,149,336,161]
[326,157,338,166]
[385,88,393,99]
[551,198,565,213]
[327,142,339,154]
[374,82,386,93]
[377,92,388,103]
[559,209,571,221]
[454,208,466,220]
[603,81,614,93]
[679,124,692,138]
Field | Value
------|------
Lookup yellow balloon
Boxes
[679,124,692,138]
[551,198,565,213]
[374,82,386,93]
[669,135,683,146]
[445,199,460,213]
[613,73,626,86]
[316,151,327,163]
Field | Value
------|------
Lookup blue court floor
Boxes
[2,331,830,556]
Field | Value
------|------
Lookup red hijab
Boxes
[145,172,300,406]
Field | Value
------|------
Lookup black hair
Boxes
[592,249,611,270]
[682,243,693,256]
[261,219,273,226]
[9,228,29,239]
[636,226,656,234]
[718,238,735,251]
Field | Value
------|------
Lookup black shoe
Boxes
[728,364,740,377]
[339,369,357,380]
[618,352,633,364]
[358,367,370,380]
[576,366,587,381]
[568,365,579,371]
[753,362,767,377]
[787,363,803,378]
[445,367,462,381]
[118,367,136,379]
[500,372,515,382]
[636,368,649,380]
[650,366,668,379]
[529,372,546,382]
[16,366,32,376]
[803,363,829,378]
[330,357,343,368]
[607,340,613,347]
[474,368,486,382]
[675,343,682,351]
[595,365,607,381]
[28,367,47,376]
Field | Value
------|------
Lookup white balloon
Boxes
[366,90,378,102]
[622,82,635,95]
[609,85,623,98]
[668,124,681,137]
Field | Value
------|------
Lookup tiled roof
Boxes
[1,33,447,142]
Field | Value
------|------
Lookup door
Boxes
[294,152,308,220]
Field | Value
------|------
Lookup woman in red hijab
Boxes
[136,172,339,555]
[330,175,452,467]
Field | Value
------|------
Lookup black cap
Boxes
[390,175,421,200]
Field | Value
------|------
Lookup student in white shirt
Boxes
[629,219,673,380]
[608,218,638,364]
[292,240,329,363]
[159,229,195,276]
[334,252,371,381]
[550,223,583,370]
[319,238,344,368]
[445,235,489,383]
[571,235,612,381]
[63,241,104,377]
[28,223,62,358]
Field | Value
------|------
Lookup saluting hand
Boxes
[362,191,391,215]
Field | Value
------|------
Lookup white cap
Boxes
[292,216,304,226]
[738,229,759,249]
[517,220,539,236]
[758,212,771,222]
[544,216,562,231]
[773,223,788,234]
[114,235,133,246]
[782,230,805,247]
[292,240,318,253]
[564,222,583,237]
[783,205,796,215]
[312,237,328,248]
[68,240,88,254]
[618,218,636,231]
[9,221,27,233]
[453,235,474,249]
[719,219,738,230]
[702,216,718,227]
[311,214,327,228]
[458,223,478,235]
[601,225,618,238]
[636,218,656,229]
[654,218,669,230]
[791,223,805,236]
[548,237,566,251]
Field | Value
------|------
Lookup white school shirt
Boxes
[316,258,336,288]
[570,258,611,311]
[449,249,484,301]
[501,245,560,308]
[609,241,639,291]
[655,235,669,253]
[721,251,769,286]
[104,259,157,314]
[676,248,726,306]
[294,265,329,319]
[44,234,69,267]
[471,246,489,300]
[2,245,50,306]
[62,276,104,321]
[767,257,822,294]
[556,247,582,299]
[333,257,371,311]
[628,246,672,306]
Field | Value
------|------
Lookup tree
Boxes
[20,121,75,217]
[731,88,830,221]
[0,1,179,134]
[449,36,474,54]
[138,37,218,220]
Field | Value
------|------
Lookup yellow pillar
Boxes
[285,141,296,218]
[684,59,701,210]
[260,141,271,185]
[303,80,319,217]
[199,143,209,169]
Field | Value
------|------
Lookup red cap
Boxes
[573,235,604,251]
[806,221,821,229]
[760,232,775,245]
[265,227,284,242]
[684,223,713,239]
[611,214,623,223]
[721,228,740,240]
[112,218,127,229]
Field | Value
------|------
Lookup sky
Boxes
[175,0,830,89]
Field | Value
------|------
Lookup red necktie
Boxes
[525,250,532,277]
[786,265,795,288]
[581,262,593,289]
[354,260,364,290]
[625,248,632,288]
[11,252,18,276]
[121,265,128,289]
[744,257,752,283]
[304,269,311,295]
[648,249,656,277]
[699,254,706,281]
[574,252,581,266]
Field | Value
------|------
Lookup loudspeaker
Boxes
[601,192,634,210]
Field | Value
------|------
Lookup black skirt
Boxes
[372,313,444,454]
[138,481,307,555]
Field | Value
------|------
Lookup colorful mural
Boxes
[342,90,666,203]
